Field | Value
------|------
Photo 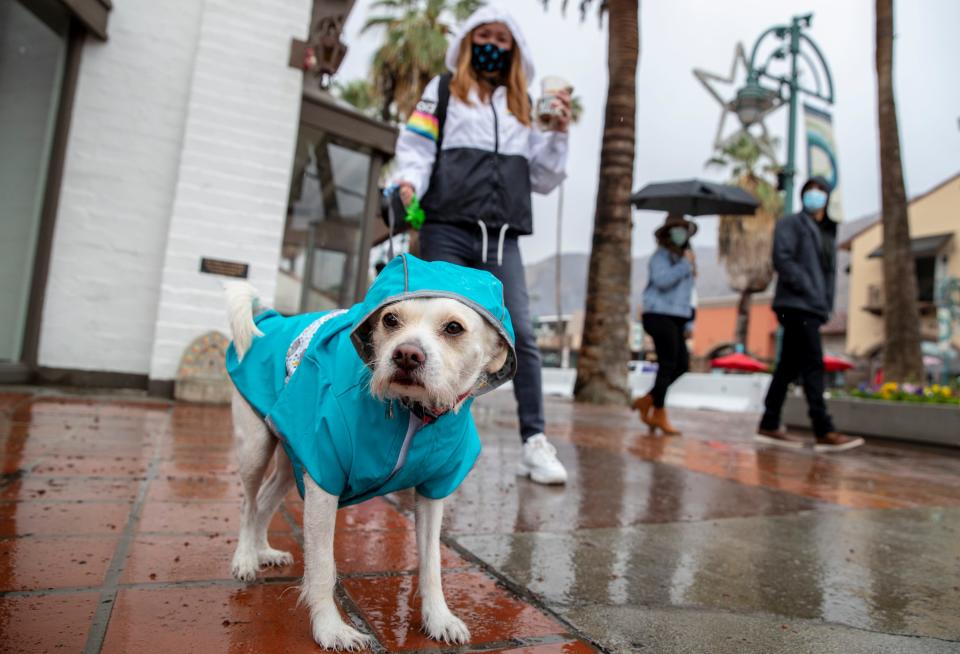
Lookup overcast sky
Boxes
[338,0,960,265]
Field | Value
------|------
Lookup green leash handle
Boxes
[405,194,426,230]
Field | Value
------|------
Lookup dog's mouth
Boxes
[390,370,425,387]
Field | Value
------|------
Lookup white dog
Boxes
[224,255,516,650]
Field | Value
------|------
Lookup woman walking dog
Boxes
[392,6,571,484]
[633,214,698,435]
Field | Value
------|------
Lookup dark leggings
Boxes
[642,313,689,408]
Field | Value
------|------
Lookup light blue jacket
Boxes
[641,247,695,323]
[226,254,517,507]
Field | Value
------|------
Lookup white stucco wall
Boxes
[147,0,310,382]
[38,0,310,379]
[38,0,205,374]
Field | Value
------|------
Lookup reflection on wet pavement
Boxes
[446,392,960,652]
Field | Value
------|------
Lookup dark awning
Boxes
[868,233,952,259]
[60,0,111,40]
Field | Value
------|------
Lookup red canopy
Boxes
[823,355,854,372]
[710,352,768,373]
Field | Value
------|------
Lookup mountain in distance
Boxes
[525,246,730,319]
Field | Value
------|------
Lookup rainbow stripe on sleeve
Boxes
[406,110,440,142]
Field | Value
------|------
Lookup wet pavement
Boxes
[1,388,959,653]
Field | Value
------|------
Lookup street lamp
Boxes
[734,13,834,214]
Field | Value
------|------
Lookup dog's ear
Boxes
[484,338,509,374]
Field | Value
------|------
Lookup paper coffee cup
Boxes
[537,76,573,129]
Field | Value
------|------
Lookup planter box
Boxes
[783,395,960,448]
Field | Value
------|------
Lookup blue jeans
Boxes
[419,222,544,442]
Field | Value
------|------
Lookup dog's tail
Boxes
[223,281,263,361]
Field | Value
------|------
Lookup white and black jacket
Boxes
[393,75,569,238]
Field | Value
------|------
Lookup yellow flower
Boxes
[942,387,953,398]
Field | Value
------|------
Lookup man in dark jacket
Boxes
[756,177,864,452]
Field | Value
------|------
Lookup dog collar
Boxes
[400,391,473,425]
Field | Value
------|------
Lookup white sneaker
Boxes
[518,434,568,485]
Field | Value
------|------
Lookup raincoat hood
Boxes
[350,254,517,394]
[445,5,535,82]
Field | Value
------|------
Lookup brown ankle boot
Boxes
[648,407,681,435]
[632,394,654,425]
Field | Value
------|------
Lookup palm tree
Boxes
[554,95,583,368]
[333,78,380,118]
[876,0,923,382]
[545,0,639,404]
[362,0,485,122]
[706,133,783,351]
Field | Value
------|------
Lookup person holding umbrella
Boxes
[755,176,864,452]
[633,214,698,435]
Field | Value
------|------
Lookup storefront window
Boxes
[277,125,374,315]
[0,0,69,362]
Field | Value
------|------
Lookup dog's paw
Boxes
[257,547,294,568]
[422,609,470,645]
[230,549,259,582]
[312,621,372,651]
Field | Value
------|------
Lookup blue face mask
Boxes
[471,42,512,74]
[669,227,689,247]
[802,189,828,212]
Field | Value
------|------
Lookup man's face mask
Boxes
[471,42,512,74]
[802,188,828,212]
[669,226,689,247]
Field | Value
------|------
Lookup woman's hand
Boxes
[684,248,697,277]
[551,90,572,133]
[397,182,415,208]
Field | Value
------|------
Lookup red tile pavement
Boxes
[0,476,140,501]
[31,454,151,477]
[136,500,290,535]
[0,500,131,537]
[0,536,118,591]
[146,474,241,502]
[121,533,303,584]
[341,571,566,651]
[100,585,330,654]
[0,591,99,653]
[1,390,585,653]
[335,528,467,574]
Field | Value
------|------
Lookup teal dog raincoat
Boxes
[226,254,517,507]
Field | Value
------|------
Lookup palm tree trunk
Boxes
[573,0,638,404]
[876,0,923,382]
[555,183,567,367]
[735,289,751,351]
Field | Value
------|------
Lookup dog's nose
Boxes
[392,343,426,371]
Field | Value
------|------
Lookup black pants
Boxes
[760,308,836,438]
[642,313,689,408]
[419,222,544,441]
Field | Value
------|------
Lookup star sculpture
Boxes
[693,43,784,161]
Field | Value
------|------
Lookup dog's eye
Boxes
[382,313,400,328]
[443,321,464,335]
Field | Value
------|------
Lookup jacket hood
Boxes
[350,254,517,395]
[445,5,535,82]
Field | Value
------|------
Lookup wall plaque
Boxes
[200,257,249,278]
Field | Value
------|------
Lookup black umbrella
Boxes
[630,179,759,216]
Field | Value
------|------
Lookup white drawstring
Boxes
[477,220,489,263]
[496,224,509,266]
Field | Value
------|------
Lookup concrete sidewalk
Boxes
[2,388,959,653]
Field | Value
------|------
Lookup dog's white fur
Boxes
[225,282,505,649]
